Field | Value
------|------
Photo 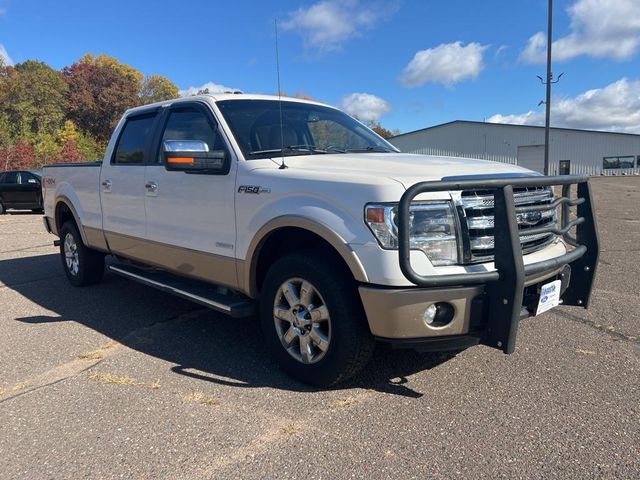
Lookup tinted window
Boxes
[113,114,156,164]
[158,109,226,163]
[0,173,5,183]
[3,172,18,184]
[19,172,39,184]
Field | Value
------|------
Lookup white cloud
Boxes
[400,42,488,88]
[281,0,396,54]
[339,92,391,121]
[487,77,640,134]
[520,0,640,63]
[0,44,13,66]
[179,82,239,97]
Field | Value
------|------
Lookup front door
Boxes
[143,102,238,287]
[17,171,42,208]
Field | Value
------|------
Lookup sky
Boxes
[1,0,639,134]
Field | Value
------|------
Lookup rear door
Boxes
[142,102,238,287]
[100,110,159,258]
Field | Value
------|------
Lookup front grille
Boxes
[460,186,557,263]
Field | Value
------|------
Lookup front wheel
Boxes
[59,221,105,287]
[260,251,375,387]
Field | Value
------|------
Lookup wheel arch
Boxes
[243,216,368,298]
[54,196,89,245]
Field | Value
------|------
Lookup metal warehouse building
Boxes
[389,121,640,176]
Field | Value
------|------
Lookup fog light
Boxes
[423,304,437,325]
[423,302,455,328]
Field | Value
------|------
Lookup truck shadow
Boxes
[2,253,457,398]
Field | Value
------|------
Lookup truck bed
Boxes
[42,161,103,233]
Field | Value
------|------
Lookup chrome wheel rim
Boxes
[273,278,331,364]
[63,232,79,276]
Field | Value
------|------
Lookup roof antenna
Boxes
[275,18,287,169]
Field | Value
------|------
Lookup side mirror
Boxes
[163,140,229,174]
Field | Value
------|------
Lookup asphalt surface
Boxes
[0,177,638,479]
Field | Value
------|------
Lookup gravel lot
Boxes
[0,177,638,479]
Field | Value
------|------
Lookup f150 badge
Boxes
[238,185,271,194]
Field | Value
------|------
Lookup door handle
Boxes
[145,181,159,197]
[101,180,112,191]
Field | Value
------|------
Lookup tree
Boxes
[57,120,103,161]
[63,54,142,142]
[0,60,68,142]
[0,141,37,171]
[365,120,400,139]
[53,138,84,164]
[140,74,179,104]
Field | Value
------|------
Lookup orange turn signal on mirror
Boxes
[167,157,194,164]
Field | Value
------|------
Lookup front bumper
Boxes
[360,265,567,343]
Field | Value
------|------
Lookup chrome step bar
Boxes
[107,264,256,318]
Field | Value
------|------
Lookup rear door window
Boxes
[113,114,157,165]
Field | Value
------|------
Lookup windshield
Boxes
[216,99,398,159]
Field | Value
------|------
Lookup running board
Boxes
[107,264,256,318]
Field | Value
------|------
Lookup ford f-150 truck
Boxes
[42,94,599,386]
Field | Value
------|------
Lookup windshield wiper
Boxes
[345,146,394,153]
[249,145,327,155]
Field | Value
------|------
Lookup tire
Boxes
[59,221,105,287]
[0,200,5,215]
[260,250,375,387]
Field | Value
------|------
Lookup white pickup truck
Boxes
[42,94,599,386]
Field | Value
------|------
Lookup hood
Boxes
[273,153,537,188]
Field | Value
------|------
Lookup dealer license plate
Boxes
[535,279,562,315]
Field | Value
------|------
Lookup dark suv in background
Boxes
[0,170,43,214]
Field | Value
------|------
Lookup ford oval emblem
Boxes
[519,211,542,226]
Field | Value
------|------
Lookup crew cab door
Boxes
[18,172,42,207]
[100,110,159,256]
[143,102,238,287]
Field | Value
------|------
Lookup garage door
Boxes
[517,145,544,174]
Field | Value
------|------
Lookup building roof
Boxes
[390,120,640,140]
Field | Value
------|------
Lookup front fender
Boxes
[241,214,369,296]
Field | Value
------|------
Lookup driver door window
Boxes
[158,109,227,163]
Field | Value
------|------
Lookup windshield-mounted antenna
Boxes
[274,19,287,169]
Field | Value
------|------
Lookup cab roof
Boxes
[125,93,333,116]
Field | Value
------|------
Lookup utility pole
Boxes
[543,0,553,176]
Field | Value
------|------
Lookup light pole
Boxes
[543,0,553,176]
[537,0,563,175]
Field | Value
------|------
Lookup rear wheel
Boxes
[59,221,105,286]
[260,251,374,387]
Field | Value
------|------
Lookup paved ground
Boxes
[0,177,638,479]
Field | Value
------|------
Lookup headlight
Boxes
[365,202,459,266]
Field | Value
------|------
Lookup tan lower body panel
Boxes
[359,285,484,339]
[103,231,241,291]
[84,226,110,252]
